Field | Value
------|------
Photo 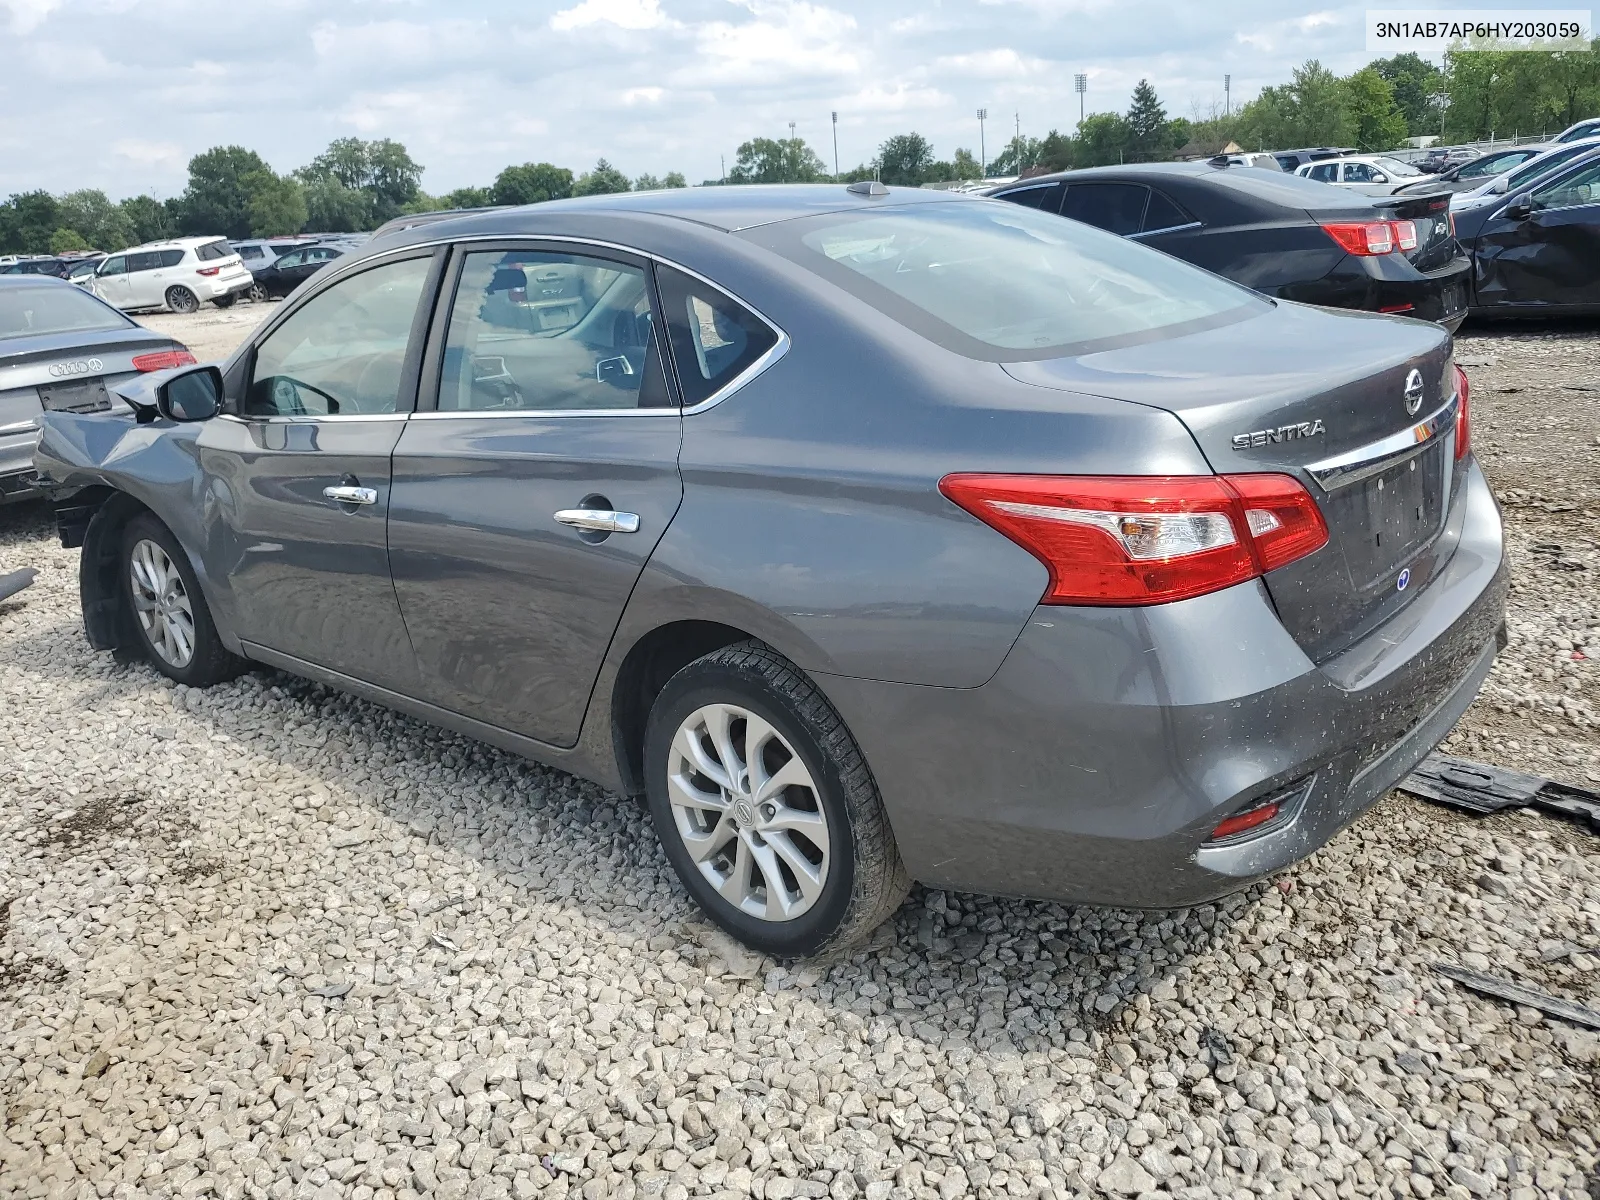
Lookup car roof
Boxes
[0,273,74,289]
[373,184,969,240]
[992,160,1402,212]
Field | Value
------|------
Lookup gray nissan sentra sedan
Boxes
[33,184,1507,957]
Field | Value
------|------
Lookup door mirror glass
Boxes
[1504,192,1535,220]
[1372,172,1388,183]
[157,366,223,422]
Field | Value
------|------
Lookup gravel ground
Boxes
[138,302,277,363]
[1,318,1598,1200]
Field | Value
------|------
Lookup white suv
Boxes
[87,237,253,314]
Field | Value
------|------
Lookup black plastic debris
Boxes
[1200,1026,1234,1067]
[1398,753,1600,835]
[1433,963,1600,1030]
[306,981,352,998]
[0,568,37,604]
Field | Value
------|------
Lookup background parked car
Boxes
[1294,155,1426,193]
[1,256,70,278]
[229,238,319,272]
[87,237,252,314]
[245,243,344,299]
[1417,147,1478,173]
[1451,137,1600,208]
[989,161,1470,329]
[1395,146,1549,195]
[1271,146,1357,172]
[1554,117,1600,143]
[0,275,193,501]
[63,257,104,284]
[1452,152,1600,316]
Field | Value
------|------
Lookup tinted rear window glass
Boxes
[160,249,184,267]
[997,184,1058,210]
[196,240,232,261]
[0,284,129,337]
[655,264,778,406]
[1061,184,1147,234]
[753,200,1262,362]
[127,252,162,272]
[1142,190,1192,232]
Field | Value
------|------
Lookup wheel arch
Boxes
[74,488,155,653]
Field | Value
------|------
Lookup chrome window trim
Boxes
[1129,220,1203,240]
[219,412,413,425]
[994,183,1058,199]
[402,234,790,420]
[1305,393,1459,491]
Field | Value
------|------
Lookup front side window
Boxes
[655,264,779,407]
[248,256,430,417]
[98,255,125,276]
[753,199,1261,361]
[1060,184,1147,235]
[1534,160,1600,210]
[437,250,672,413]
[275,251,305,268]
[1343,163,1374,183]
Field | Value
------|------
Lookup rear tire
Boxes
[212,293,235,309]
[119,514,246,687]
[644,641,910,958]
[246,281,269,303]
[165,286,199,314]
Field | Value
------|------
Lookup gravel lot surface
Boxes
[138,303,276,364]
[1,315,1597,1200]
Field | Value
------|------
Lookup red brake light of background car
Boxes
[131,350,198,373]
[196,266,222,277]
[938,473,1329,606]
[1320,221,1397,255]
[1454,364,1471,460]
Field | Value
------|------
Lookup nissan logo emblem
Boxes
[1402,368,1425,417]
[48,359,103,378]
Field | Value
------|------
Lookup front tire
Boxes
[644,641,909,958]
[165,286,199,314]
[120,514,246,686]
[246,281,269,303]
[212,293,236,309]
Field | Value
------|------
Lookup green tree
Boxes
[987,136,1041,175]
[877,133,937,186]
[662,171,688,189]
[178,145,271,238]
[1036,130,1074,172]
[300,176,372,232]
[574,159,631,196]
[634,173,664,191]
[0,192,60,254]
[1125,79,1173,160]
[1371,53,1445,136]
[727,137,827,183]
[1538,41,1600,128]
[300,137,423,224]
[243,171,308,237]
[1235,60,1355,150]
[49,228,90,254]
[1442,48,1514,140]
[491,162,574,206]
[441,186,494,209]
[952,148,982,180]
[1073,113,1135,166]
[117,196,176,246]
[1346,67,1409,151]
[55,190,132,250]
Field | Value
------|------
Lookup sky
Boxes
[0,0,1465,200]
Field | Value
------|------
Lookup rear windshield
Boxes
[747,199,1262,361]
[0,284,129,337]
[196,240,233,261]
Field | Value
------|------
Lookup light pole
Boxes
[831,110,839,178]
[1074,74,1087,128]
[977,108,988,176]
[1432,90,1449,142]
[787,120,796,182]
[1224,74,1231,117]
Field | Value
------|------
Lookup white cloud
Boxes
[933,48,1051,78]
[621,86,665,105]
[112,139,184,170]
[550,0,664,32]
[1,0,59,34]
[688,1,859,85]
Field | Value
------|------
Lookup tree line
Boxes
[3,42,1595,256]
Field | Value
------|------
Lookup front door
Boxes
[94,255,131,307]
[1473,158,1600,310]
[386,243,686,746]
[124,251,167,308]
[199,250,441,688]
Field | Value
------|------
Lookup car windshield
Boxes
[1503,145,1596,191]
[751,199,1262,361]
[0,284,129,337]
[1375,157,1422,176]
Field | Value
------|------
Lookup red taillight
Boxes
[938,473,1329,606]
[197,266,222,277]
[1210,800,1282,840]
[1321,221,1397,256]
[1454,364,1470,460]
[1448,210,1457,238]
[131,349,198,373]
[1393,220,1418,251]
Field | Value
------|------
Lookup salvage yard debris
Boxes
[1433,963,1600,1031]
[0,567,36,603]
[1399,752,1600,834]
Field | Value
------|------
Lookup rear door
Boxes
[199,249,442,688]
[386,241,686,746]
[1059,183,1149,235]
[1473,158,1600,310]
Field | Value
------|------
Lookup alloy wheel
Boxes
[247,282,268,303]
[166,286,198,314]
[129,539,196,668]
[666,702,830,922]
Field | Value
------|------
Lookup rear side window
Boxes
[126,252,162,272]
[196,240,232,261]
[159,249,184,268]
[655,264,779,407]
[1307,163,1339,182]
[1060,184,1147,235]
[238,245,264,260]
[996,184,1062,211]
[0,285,129,337]
[1141,190,1193,233]
[757,200,1261,361]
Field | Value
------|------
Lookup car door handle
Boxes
[322,485,377,506]
[554,508,640,534]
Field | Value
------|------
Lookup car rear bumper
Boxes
[815,458,1506,908]
[197,272,253,300]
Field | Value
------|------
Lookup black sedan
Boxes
[990,162,1471,330]
[1394,146,1548,196]
[246,244,344,300]
[1451,151,1600,315]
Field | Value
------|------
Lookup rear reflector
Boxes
[1378,303,1414,314]
[131,349,198,373]
[1393,220,1418,251]
[1210,800,1282,840]
[1454,364,1471,460]
[938,473,1329,606]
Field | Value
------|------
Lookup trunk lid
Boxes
[1004,300,1460,660]
[1303,188,1461,273]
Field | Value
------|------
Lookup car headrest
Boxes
[489,267,527,293]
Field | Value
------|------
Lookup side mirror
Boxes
[157,365,223,422]
[1504,192,1535,221]
[1372,172,1388,183]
